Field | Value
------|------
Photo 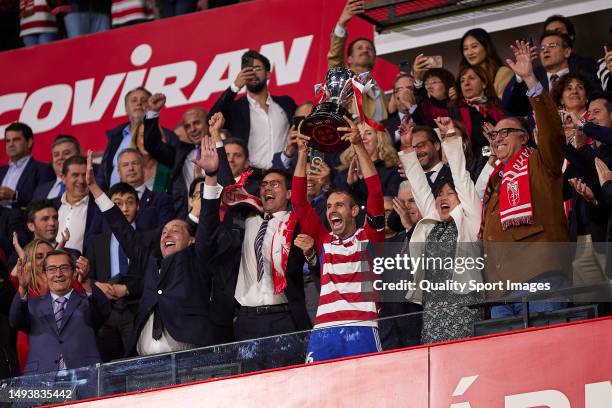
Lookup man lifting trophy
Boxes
[300,67,374,153]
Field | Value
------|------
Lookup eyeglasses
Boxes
[412,140,433,150]
[394,86,414,94]
[260,180,283,189]
[488,128,526,141]
[45,264,73,275]
[539,43,561,52]
[425,80,442,87]
[251,66,265,72]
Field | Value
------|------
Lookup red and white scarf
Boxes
[270,212,299,295]
[483,146,535,230]
[220,170,262,221]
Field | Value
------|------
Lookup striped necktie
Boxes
[54,297,67,370]
[254,213,272,282]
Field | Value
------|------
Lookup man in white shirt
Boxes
[208,50,297,170]
[198,135,310,341]
[56,156,103,255]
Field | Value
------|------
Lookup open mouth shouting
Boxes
[329,213,344,231]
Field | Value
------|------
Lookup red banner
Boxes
[60,318,612,407]
[0,0,399,165]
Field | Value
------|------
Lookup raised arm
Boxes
[292,131,328,254]
[435,117,482,228]
[328,1,364,68]
[507,41,564,175]
[86,150,142,262]
[143,93,176,168]
[397,127,436,218]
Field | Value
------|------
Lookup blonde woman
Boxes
[334,122,402,203]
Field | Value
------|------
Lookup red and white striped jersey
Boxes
[19,0,58,37]
[111,0,154,27]
[291,174,385,329]
[315,228,380,328]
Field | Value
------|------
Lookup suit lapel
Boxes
[0,166,7,183]
[100,233,112,282]
[59,292,84,334]
[141,188,153,209]
[16,159,35,192]
[41,293,58,335]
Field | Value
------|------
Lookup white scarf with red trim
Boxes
[220,170,262,221]
[270,212,299,295]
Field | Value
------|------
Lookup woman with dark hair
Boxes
[412,56,456,126]
[399,120,484,344]
[551,73,593,145]
[460,28,513,99]
[449,65,505,177]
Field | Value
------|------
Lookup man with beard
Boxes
[208,50,297,170]
[292,118,385,362]
[327,0,388,121]
[98,87,178,191]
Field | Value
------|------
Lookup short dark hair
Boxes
[432,180,456,198]
[326,187,358,208]
[347,37,375,58]
[423,68,456,92]
[543,15,576,42]
[5,122,33,141]
[262,169,291,190]
[124,86,152,105]
[26,199,57,223]
[189,177,206,197]
[550,72,593,107]
[52,134,81,154]
[109,182,139,204]
[588,92,612,113]
[539,30,573,49]
[61,155,87,176]
[42,249,75,272]
[242,50,271,72]
[412,125,440,145]
[224,137,250,160]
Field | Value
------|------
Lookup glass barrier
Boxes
[1,271,610,406]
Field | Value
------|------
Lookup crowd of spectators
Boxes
[1,0,612,380]
[0,0,250,51]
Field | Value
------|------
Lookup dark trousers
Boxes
[378,302,423,351]
[159,0,197,17]
[96,306,136,362]
[234,310,298,341]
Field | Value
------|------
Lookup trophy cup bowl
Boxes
[300,67,355,153]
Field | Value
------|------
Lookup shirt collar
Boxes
[247,93,272,109]
[9,155,31,168]
[134,183,146,197]
[61,193,90,207]
[51,289,73,301]
[547,68,569,79]
[429,161,444,174]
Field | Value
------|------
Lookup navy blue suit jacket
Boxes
[0,158,54,209]
[136,188,174,230]
[98,122,178,192]
[101,201,220,353]
[208,87,297,145]
[9,286,111,374]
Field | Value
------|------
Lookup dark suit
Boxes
[208,87,297,145]
[100,200,219,354]
[0,158,54,209]
[86,229,155,361]
[0,262,18,379]
[98,122,178,191]
[53,195,104,256]
[200,195,310,340]
[381,111,426,151]
[136,188,174,230]
[503,65,602,118]
[9,286,111,374]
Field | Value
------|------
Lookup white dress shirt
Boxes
[182,147,200,192]
[426,161,444,183]
[247,94,290,169]
[546,67,570,90]
[57,194,89,253]
[136,307,195,356]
